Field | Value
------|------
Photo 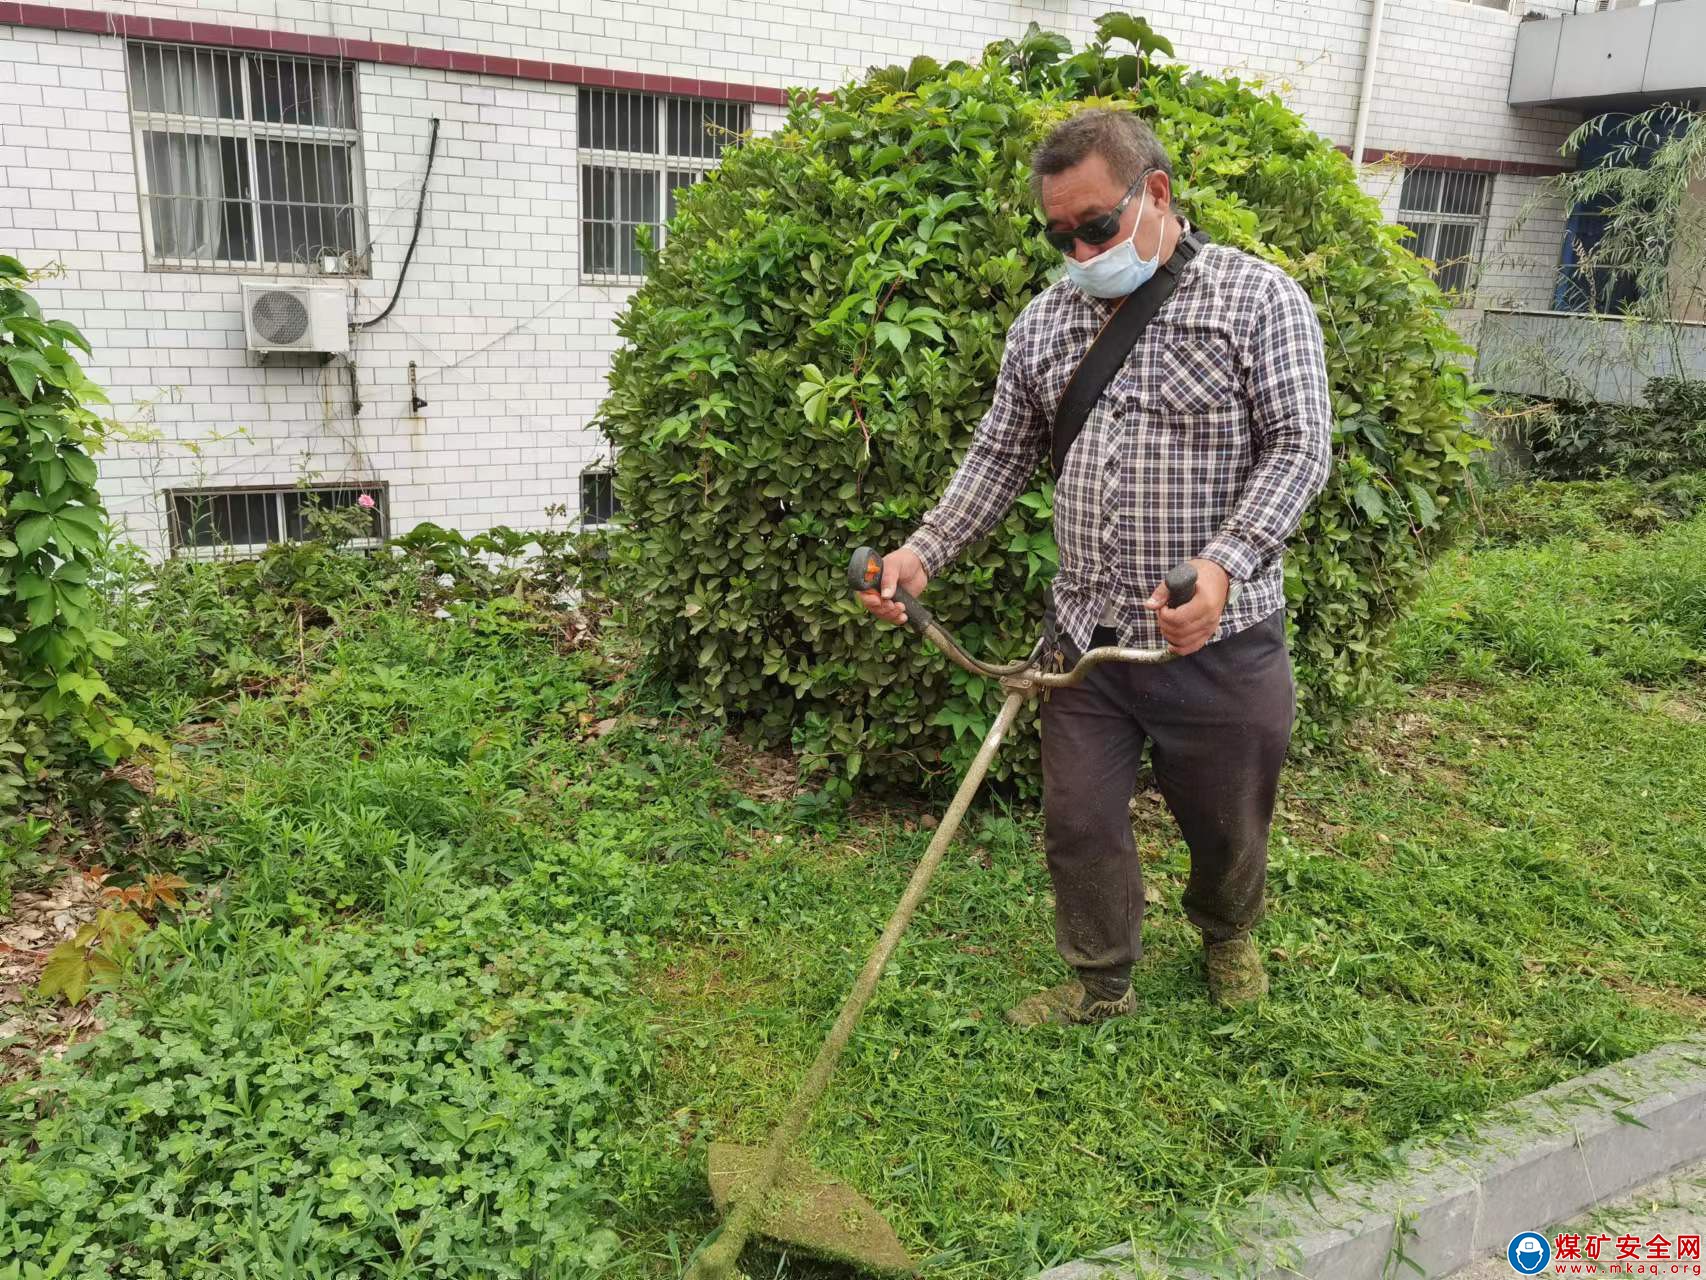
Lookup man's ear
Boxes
[1147,170,1172,213]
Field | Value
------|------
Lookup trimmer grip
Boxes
[847,545,933,635]
[848,546,884,594]
[1164,562,1198,609]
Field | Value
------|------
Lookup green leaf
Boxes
[796,381,831,427]
[15,514,53,558]
[48,318,92,355]
[1404,482,1439,528]
[875,321,911,353]
[1095,12,1174,57]
[1352,482,1387,522]
[25,587,57,627]
[53,503,105,536]
[40,940,91,1005]
[904,55,943,89]
[4,350,49,398]
[61,447,97,486]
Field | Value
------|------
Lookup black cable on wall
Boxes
[353,116,441,331]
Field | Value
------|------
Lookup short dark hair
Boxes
[1030,108,1172,206]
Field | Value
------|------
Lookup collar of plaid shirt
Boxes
[903,234,1333,653]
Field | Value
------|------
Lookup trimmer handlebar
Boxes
[847,545,1198,685]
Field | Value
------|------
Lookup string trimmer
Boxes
[682,547,1198,1279]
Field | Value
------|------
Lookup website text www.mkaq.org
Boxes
[1537,1232,1705,1276]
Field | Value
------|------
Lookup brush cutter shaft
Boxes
[683,691,1027,1280]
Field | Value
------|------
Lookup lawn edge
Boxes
[1033,1036,1706,1280]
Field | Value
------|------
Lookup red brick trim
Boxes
[0,3,791,105]
[1340,144,1571,179]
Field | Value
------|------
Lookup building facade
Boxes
[0,0,1605,554]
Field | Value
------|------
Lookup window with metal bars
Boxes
[578,469,618,527]
[125,41,367,272]
[578,90,750,280]
[1398,168,1492,300]
[167,483,386,554]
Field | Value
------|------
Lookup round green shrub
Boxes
[596,16,1486,790]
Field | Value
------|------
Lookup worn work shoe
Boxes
[1204,936,1269,1007]
[1005,980,1136,1027]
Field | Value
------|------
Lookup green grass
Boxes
[609,679,1705,1277]
[2,485,1703,1279]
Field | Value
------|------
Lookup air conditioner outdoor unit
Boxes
[241,280,350,356]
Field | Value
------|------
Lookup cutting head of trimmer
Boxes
[704,1142,914,1275]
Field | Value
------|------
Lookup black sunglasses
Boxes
[1040,172,1151,253]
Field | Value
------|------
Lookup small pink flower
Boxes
[356,493,376,510]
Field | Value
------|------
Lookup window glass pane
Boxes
[618,169,659,274]
[129,42,242,118]
[172,491,278,547]
[1438,171,1488,217]
[1399,218,1437,263]
[142,131,254,261]
[582,164,659,275]
[1398,167,1443,215]
[1434,222,1478,294]
[666,170,697,221]
[171,493,219,547]
[250,56,356,128]
[282,486,380,540]
[581,164,616,274]
[579,90,658,153]
[580,471,618,524]
[256,139,359,264]
[666,99,749,159]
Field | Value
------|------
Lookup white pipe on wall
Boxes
[1350,0,1388,171]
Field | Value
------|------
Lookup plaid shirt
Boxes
[903,237,1333,652]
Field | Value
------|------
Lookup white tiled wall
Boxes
[62,0,1582,162]
[0,0,1583,553]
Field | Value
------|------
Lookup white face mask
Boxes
[1062,183,1161,300]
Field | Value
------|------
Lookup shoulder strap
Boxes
[1050,228,1208,479]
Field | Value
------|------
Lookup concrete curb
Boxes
[1033,1038,1706,1280]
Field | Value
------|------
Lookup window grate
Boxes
[1398,167,1491,300]
[578,89,750,281]
[125,41,367,272]
[167,483,387,554]
[579,469,618,527]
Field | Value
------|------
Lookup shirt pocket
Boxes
[1132,317,1241,413]
[1144,329,1242,418]
[1128,327,1251,489]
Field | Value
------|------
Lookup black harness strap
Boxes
[1050,228,1208,479]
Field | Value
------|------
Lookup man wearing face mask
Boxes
[856,108,1332,1024]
